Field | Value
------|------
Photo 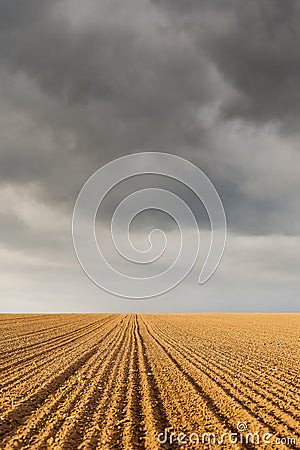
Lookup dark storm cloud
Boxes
[0,0,299,235]
[0,0,215,202]
[0,0,299,312]
[204,1,300,126]
[155,0,300,126]
[0,0,214,116]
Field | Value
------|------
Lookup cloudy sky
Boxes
[0,0,299,312]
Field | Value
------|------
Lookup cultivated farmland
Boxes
[0,314,299,449]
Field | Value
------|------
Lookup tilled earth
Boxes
[0,314,299,449]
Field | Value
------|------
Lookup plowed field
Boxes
[0,314,299,449]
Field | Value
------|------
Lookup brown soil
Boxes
[0,314,299,449]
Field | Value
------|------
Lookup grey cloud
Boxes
[0,0,216,205]
[0,0,214,112]
[153,0,300,128]
[200,0,300,127]
[0,0,299,236]
[0,0,299,313]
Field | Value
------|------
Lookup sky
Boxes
[0,0,299,312]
